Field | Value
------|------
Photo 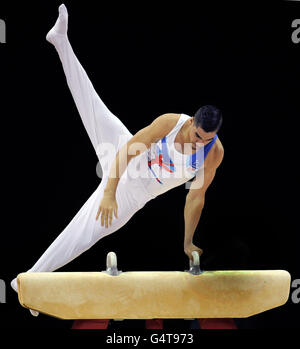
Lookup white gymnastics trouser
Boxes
[11,33,153,291]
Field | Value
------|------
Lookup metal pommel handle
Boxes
[190,251,200,267]
[104,251,122,276]
[107,251,117,269]
[188,251,202,275]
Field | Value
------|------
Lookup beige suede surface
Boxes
[17,270,291,319]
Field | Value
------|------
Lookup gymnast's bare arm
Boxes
[96,113,179,228]
[184,140,224,260]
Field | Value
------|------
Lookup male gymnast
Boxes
[11,4,224,294]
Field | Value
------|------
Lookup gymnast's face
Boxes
[188,117,216,151]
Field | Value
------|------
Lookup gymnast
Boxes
[11,4,224,293]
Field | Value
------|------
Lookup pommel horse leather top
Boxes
[17,252,291,320]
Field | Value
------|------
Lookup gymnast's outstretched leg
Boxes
[45,4,132,169]
[10,4,145,294]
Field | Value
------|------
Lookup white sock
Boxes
[11,278,18,293]
[46,4,68,45]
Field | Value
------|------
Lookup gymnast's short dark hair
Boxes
[194,105,223,132]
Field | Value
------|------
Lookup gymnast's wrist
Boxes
[184,239,193,247]
[104,188,116,197]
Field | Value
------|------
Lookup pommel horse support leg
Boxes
[16,252,291,320]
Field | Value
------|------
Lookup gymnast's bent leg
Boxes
[11,174,141,293]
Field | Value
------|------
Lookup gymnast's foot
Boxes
[11,278,18,293]
[46,4,68,45]
[29,309,39,317]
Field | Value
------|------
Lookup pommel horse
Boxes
[16,251,291,328]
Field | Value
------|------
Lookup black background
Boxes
[0,0,299,330]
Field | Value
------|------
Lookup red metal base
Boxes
[145,318,164,329]
[198,318,237,329]
[72,318,237,329]
[72,319,110,329]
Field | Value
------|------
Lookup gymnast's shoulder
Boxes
[207,137,224,169]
